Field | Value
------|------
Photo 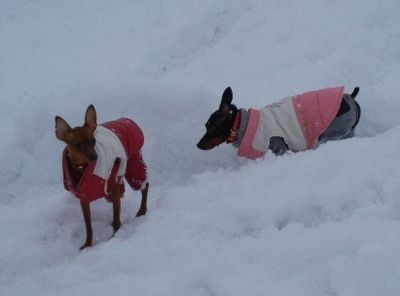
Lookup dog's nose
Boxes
[197,142,206,150]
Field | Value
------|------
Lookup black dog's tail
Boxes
[351,87,360,99]
[351,87,361,129]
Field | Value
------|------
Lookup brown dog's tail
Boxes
[351,87,360,99]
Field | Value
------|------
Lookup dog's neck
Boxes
[226,105,240,143]
[66,153,87,184]
[229,108,251,146]
[228,105,239,127]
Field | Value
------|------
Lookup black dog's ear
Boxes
[219,87,233,110]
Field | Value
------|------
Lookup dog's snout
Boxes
[197,138,215,150]
[197,138,208,150]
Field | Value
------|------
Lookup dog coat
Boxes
[236,86,345,159]
[62,118,147,203]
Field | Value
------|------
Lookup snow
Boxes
[1,0,400,295]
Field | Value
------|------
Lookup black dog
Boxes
[197,86,360,159]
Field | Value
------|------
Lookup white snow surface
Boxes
[1,1,400,295]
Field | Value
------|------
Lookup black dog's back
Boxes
[259,87,361,155]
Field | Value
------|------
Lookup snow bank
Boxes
[1,0,400,295]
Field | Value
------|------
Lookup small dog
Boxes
[197,86,361,159]
[55,105,149,249]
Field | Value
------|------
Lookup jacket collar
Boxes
[232,109,249,147]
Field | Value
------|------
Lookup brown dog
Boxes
[55,105,149,249]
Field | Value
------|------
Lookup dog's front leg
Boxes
[136,182,149,217]
[111,183,121,236]
[80,200,93,250]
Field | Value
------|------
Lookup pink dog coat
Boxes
[62,118,147,203]
[237,86,344,159]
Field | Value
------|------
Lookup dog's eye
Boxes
[91,138,96,146]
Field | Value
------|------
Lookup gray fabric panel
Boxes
[318,94,359,144]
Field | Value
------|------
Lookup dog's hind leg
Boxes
[318,92,361,143]
[80,201,93,250]
[136,182,148,217]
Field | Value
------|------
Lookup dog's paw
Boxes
[136,207,147,217]
[111,220,121,234]
[80,240,92,250]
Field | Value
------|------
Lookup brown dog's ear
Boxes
[219,87,233,110]
[55,116,71,141]
[84,104,97,134]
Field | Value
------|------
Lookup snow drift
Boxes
[1,1,400,295]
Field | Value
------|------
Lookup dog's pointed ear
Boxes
[219,87,233,111]
[84,104,97,134]
[55,116,71,141]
